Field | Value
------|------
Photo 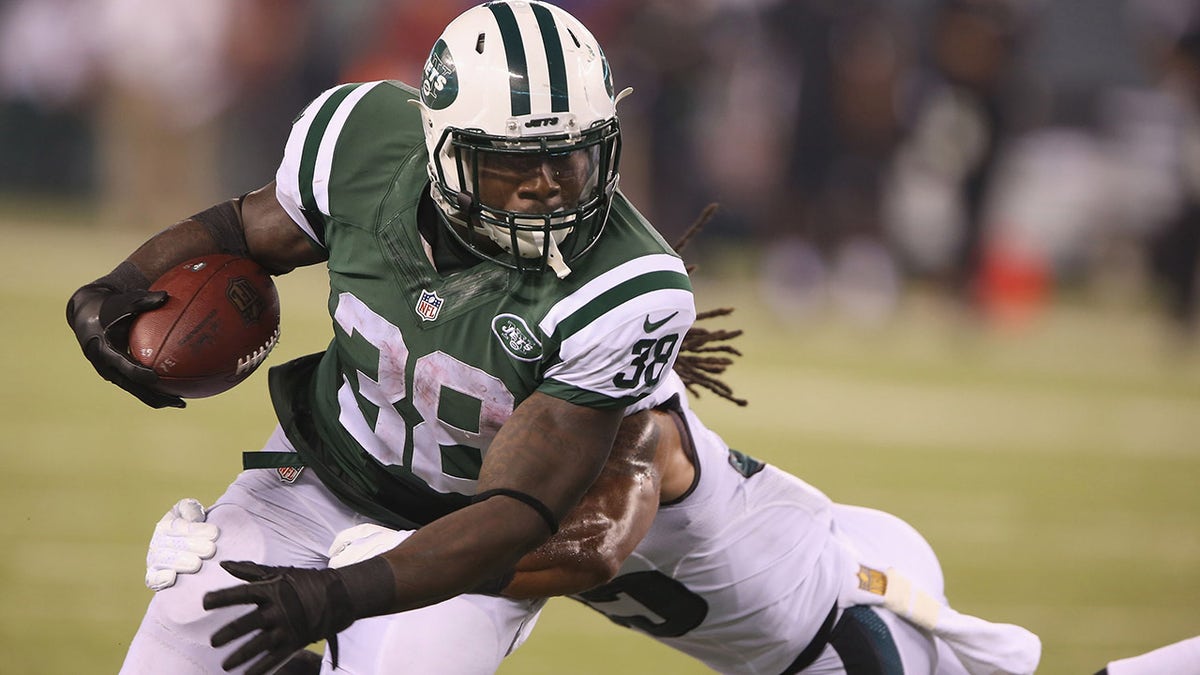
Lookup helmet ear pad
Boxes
[417,0,623,277]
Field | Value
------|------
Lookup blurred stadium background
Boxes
[2,0,1198,673]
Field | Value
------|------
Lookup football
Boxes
[128,254,281,398]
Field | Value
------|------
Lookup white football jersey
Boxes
[575,373,856,674]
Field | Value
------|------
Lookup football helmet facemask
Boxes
[418,0,626,278]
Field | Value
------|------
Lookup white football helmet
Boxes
[418,0,625,278]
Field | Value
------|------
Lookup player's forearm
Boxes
[339,495,552,615]
[117,182,323,282]
[124,217,233,282]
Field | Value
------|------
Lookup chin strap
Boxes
[544,235,571,279]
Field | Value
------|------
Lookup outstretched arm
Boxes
[202,392,626,674]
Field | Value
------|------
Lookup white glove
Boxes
[327,523,413,569]
[144,498,219,591]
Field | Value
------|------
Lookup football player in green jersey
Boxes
[66,2,698,673]
[149,332,1040,675]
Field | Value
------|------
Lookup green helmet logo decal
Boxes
[421,39,458,110]
[492,314,543,362]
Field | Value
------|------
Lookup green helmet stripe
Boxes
[554,270,692,341]
[487,3,530,116]
[298,83,362,241]
[531,3,568,113]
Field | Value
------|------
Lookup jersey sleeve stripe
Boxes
[276,85,347,246]
[553,271,692,341]
[538,253,688,336]
[312,81,382,216]
[295,83,361,244]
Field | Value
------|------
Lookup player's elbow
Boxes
[575,550,624,589]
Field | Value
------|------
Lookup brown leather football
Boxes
[128,254,280,398]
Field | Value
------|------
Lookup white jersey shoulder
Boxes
[536,252,694,407]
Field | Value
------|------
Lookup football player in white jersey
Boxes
[66,2,704,673]
[151,364,1041,675]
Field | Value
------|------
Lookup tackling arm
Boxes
[503,408,669,599]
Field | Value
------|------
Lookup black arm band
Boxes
[189,197,249,257]
[472,488,560,535]
[92,260,150,292]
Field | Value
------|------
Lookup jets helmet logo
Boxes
[421,39,458,110]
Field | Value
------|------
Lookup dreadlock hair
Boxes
[671,204,748,407]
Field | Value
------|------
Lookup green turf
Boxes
[3,211,1198,674]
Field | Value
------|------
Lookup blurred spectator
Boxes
[0,0,98,194]
[1145,26,1200,336]
[338,2,474,85]
[94,0,332,229]
[602,0,717,242]
[757,0,913,324]
[91,0,238,228]
[883,0,1034,318]
[1,0,1194,338]
[0,0,333,228]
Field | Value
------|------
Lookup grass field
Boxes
[2,206,1198,674]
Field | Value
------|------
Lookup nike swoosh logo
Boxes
[643,311,679,333]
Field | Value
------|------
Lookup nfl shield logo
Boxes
[415,289,445,322]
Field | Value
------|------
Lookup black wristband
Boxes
[189,198,249,257]
[333,555,398,619]
[472,488,560,535]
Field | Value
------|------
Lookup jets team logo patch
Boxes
[492,313,542,361]
[415,289,445,322]
[421,39,458,110]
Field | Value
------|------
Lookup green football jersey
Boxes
[270,81,695,528]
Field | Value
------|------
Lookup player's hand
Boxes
[145,498,219,591]
[327,523,411,568]
[66,283,185,409]
[204,561,357,675]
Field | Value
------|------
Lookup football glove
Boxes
[66,281,184,409]
[145,498,219,591]
[204,561,360,675]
